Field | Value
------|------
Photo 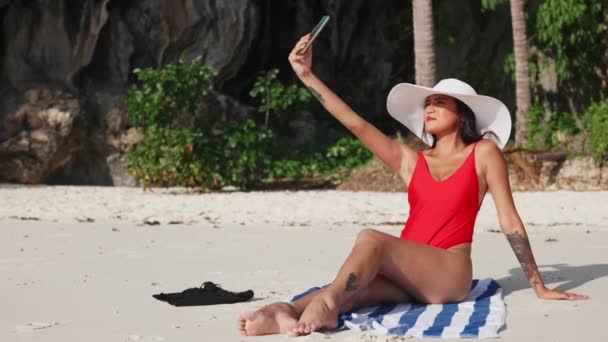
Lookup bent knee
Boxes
[356,228,384,243]
[353,229,387,256]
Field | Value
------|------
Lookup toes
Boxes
[236,310,259,336]
[289,326,302,337]
[287,329,300,337]
[236,317,245,327]
[237,320,247,336]
[296,322,316,335]
[236,317,245,334]
[238,310,257,321]
[287,321,321,336]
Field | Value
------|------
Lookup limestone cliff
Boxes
[0,0,514,185]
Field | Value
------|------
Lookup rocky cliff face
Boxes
[0,0,514,185]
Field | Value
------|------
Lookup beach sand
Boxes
[0,186,606,341]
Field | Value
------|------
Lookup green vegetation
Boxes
[127,120,276,190]
[123,1,608,189]
[484,0,608,162]
[535,0,607,88]
[126,58,217,128]
[125,61,372,190]
[526,0,607,162]
[526,102,608,164]
[483,0,607,90]
[125,59,275,190]
[527,104,580,150]
[267,137,372,182]
[583,102,608,163]
[250,68,313,126]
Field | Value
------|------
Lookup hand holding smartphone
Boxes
[297,16,330,55]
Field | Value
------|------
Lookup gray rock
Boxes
[2,0,110,88]
[0,88,85,183]
[106,153,138,187]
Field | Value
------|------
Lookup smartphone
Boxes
[298,16,330,55]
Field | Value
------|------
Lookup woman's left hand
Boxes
[536,286,589,300]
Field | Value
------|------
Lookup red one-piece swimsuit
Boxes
[401,143,480,249]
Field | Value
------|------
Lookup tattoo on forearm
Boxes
[307,86,324,103]
[345,272,359,292]
[506,231,539,286]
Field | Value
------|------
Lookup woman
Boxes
[237,34,588,337]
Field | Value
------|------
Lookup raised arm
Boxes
[288,35,418,179]
[480,141,588,300]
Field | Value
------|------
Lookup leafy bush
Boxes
[126,58,216,128]
[220,119,275,188]
[127,120,275,190]
[127,126,215,188]
[527,104,581,150]
[583,102,608,163]
[125,59,276,190]
[326,137,373,170]
[266,137,373,182]
[125,59,371,190]
[527,101,608,164]
[267,159,306,181]
[250,69,313,125]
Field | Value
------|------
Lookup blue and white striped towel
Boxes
[290,278,506,338]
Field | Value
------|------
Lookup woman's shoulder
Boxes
[475,139,502,156]
[474,139,507,173]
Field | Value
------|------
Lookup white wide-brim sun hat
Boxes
[386,78,512,149]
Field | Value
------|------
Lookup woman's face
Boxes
[423,94,460,136]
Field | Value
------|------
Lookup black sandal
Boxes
[153,282,254,306]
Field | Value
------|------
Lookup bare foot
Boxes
[236,302,298,336]
[290,294,339,336]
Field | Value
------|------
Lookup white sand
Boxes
[1,185,607,341]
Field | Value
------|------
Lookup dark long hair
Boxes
[430,98,497,148]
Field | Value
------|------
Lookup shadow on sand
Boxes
[495,263,608,296]
[494,263,606,335]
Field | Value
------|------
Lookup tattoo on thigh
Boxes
[345,272,359,292]
[306,86,324,103]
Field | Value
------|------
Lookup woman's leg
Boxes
[292,228,472,335]
[291,274,412,315]
[237,274,410,336]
